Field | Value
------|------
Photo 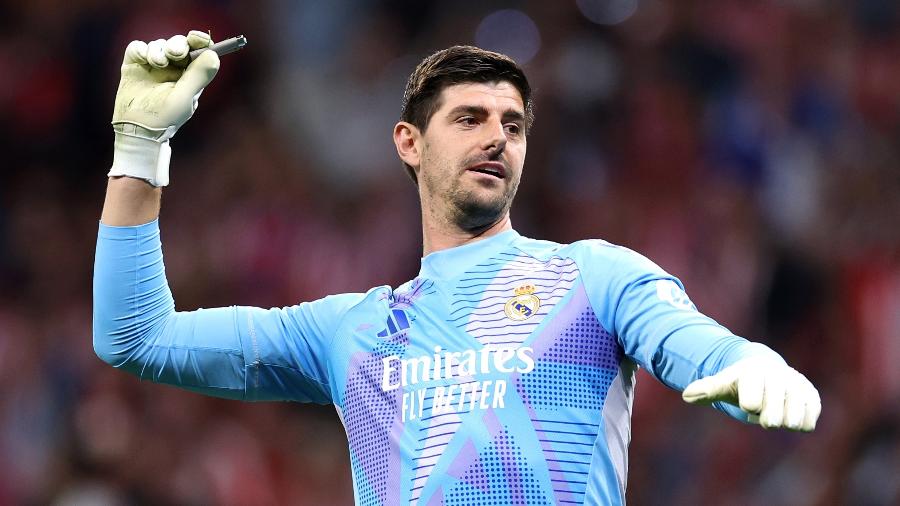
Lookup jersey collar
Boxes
[418,229,521,281]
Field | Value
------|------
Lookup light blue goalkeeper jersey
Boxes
[93,220,779,505]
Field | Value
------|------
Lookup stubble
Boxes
[421,150,519,233]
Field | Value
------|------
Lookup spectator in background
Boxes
[0,1,897,504]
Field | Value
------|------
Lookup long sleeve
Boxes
[581,241,784,421]
[92,219,362,403]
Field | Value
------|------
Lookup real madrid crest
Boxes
[504,284,541,321]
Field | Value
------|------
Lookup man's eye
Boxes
[458,117,477,126]
[505,124,521,135]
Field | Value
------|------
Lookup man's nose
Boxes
[480,118,507,153]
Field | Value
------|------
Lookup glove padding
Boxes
[108,31,220,187]
[682,356,821,432]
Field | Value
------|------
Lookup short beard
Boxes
[444,178,518,232]
[420,145,519,233]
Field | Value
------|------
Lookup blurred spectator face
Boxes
[406,81,527,229]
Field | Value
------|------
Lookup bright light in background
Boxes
[576,0,639,25]
[475,9,541,64]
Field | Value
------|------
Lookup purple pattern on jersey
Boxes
[344,281,430,505]
[444,423,550,505]
[448,440,486,491]
[483,406,503,436]
[522,409,593,504]
[512,280,623,505]
[343,342,405,506]
[425,490,444,506]
[436,257,614,504]
[526,281,618,368]
[411,411,462,502]
[482,408,525,504]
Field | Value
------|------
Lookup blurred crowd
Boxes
[1,0,898,504]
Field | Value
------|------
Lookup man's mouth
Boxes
[466,162,506,179]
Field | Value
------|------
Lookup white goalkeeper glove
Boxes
[682,355,821,432]
[108,30,220,187]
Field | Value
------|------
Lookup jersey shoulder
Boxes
[319,286,389,311]
[321,285,393,322]
[292,285,394,345]
[511,235,665,279]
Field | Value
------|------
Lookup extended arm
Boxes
[587,243,820,431]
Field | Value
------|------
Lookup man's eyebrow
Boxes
[502,109,526,123]
[446,105,526,123]
[446,105,488,118]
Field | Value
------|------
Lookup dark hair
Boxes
[399,45,534,183]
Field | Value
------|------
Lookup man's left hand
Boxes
[682,356,821,432]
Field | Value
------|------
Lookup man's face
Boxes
[415,81,527,231]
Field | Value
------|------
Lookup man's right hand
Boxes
[108,30,220,187]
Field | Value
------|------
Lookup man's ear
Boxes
[394,121,421,171]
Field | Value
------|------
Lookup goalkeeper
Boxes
[94,30,821,505]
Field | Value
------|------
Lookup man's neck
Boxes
[421,214,513,256]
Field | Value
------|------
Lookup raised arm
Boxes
[102,30,217,226]
[101,177,160,226]
[93,31,355,403]
[93,217,355,403]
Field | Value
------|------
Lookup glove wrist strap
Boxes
[108,124,172,187]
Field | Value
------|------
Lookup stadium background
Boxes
[1,0,898,504]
